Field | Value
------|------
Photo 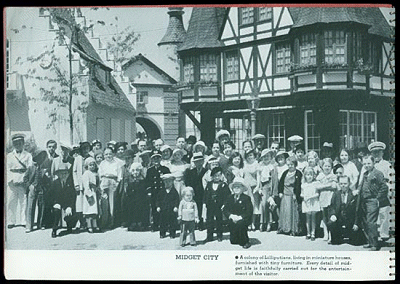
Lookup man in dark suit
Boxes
[145,150,171,231]
[184,152,207,230]
[49,167,77,238]
[327,175,365,245]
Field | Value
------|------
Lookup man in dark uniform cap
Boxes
[145,149,171,231]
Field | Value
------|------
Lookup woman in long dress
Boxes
[82,157,100,233]
[277,156,302,235]
[243,149,259,230]
[168,148,190,198]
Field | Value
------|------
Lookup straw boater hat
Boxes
[229,177,249,193]
[192,152,204,162]
[260,148,275,159]
[216,129,230,141]
[172,148,185,156]
[288,135,303,142]
[252,133,266,140]
[368,141,386,152]
[139,150,152,158]
[275,150,289,162]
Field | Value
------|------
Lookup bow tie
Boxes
[16,151,22,154]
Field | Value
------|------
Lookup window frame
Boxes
[324,30,347,66]
[137,90,149,104]
[275,42,292,74]
[299,33,317,66]
[225,50,240,81]
[183,56,195,83]
[304,110,321,156]
[258,7,272,22]
[199,53,217,82]
[267,112,286,149]
[239,7,255,26]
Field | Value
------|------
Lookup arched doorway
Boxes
[136,116,162,142]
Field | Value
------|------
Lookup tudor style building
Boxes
[177,7,394,157]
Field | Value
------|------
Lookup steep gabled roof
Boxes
[158,8,187,46]
[289,7,392,39]
[121,53,177,84]
[89,65,135,113]
[178,7,227,52]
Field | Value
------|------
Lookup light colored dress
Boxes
[342,161,359,190]
[258,163,278,223]
[243,161,259,207]
[301,181,320,213]
[168,162,190,197]
[82,170,99,216]
[316,172,337,208]
[73,155,86,213]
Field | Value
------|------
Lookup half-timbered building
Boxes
[177,7,394,157]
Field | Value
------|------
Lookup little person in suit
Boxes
[178,187,199,246]
[203,166,231,242]
[157,174,180,238]
[223,177,253,249]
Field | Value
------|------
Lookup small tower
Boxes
[158,7,186,81]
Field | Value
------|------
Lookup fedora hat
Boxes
[260,148,275,159]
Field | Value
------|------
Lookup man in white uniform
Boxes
[7,134,33,228]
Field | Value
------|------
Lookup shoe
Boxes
[66,228,73,235]
[191,243,197,246]
[306,235,311,240]
[160,234,166,239]
[369,246,380,251]
[41,227,46,230]
[311,235,315,241]
[170,235,175,239]
[218,237,223,242]
[7,224,15,229]
[25,229,32,233]
[51,230,57,238]
[181,243,186,247]
[363,244,372,249]
[205,237,213,242]
[88,228,94,233]
[242,243,251,249]
[266,223,272,232]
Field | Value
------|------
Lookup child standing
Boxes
[178,187,199,246]
[82,157,100,233]
[301,167,320,241]
[316,158,338,242]
[257,149,279,232]
[203,166,231,242]
[156,174,180,238]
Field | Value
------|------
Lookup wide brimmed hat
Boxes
[288,135,303,142]
[216,129,230,140]
[32,150,47,164]
[275,150,289,162]
[193,140,207,152]
[71,144,80,155]
[229,177,249,192]
[260,148,275,159]
[59,140,72,151]
[79,141,92,151]
[123,149,136,158]
[322,142,333,148]
[92,139,102,147]
[368,141,386,152]
[186,135,197,145]
[252,133,266,140]
[139,150,152,157]
[160,144,172,152]
[172,148,186,156]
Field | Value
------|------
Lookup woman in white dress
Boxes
[243,149,259,230]
[168,148,190,198]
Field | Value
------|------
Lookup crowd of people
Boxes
[6,130,394,250]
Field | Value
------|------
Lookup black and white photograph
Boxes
[4,4,395,280]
